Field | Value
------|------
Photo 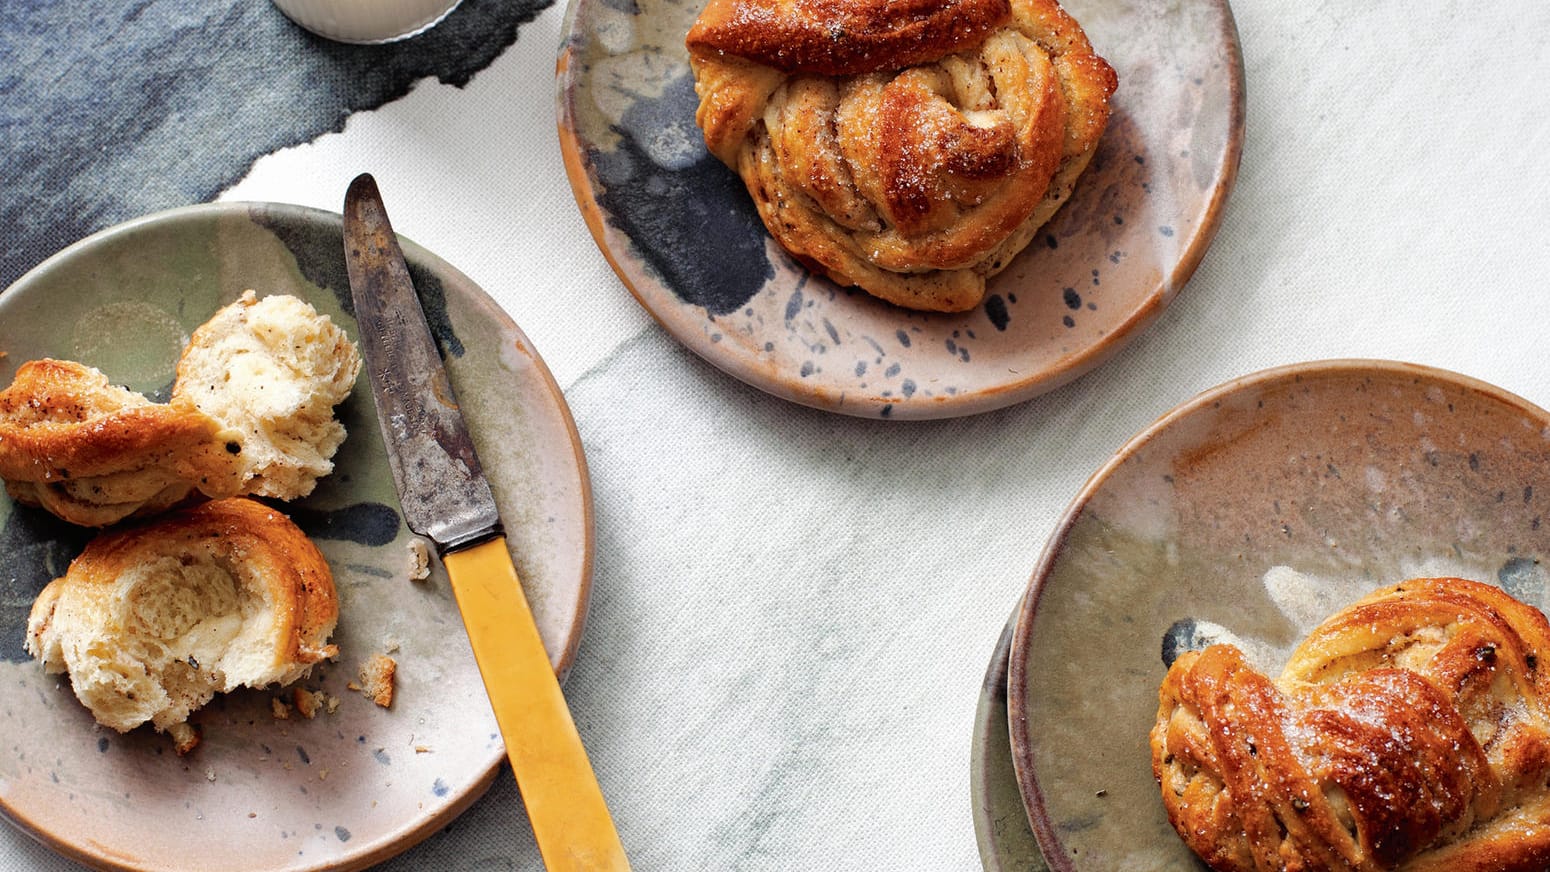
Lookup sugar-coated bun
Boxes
[1153,578,1550,871]
[0,359,247,526]
[687,0,1116,312]
[26,498,339,736]
[174,290,361,500]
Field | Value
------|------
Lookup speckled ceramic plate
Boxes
[971,602,1048,872]
[556,0,1243,419]
[1006,360,1550,870]
[0,203,594,872]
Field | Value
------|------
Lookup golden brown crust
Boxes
[0,359,246,526]
[353,654,396,708]
[42,498,339,672]
[25,498,340,738]
[687,0,1115,311]
[1152,578,1550,871]
[686,0,1012,77]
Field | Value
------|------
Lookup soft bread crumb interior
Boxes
[27,549,301,733]
[175,291,360,500]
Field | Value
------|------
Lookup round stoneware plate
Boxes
[556,0,1244,419]
[1006,360,1550,870]
[970,602,1048,872]
[0,203,594,872]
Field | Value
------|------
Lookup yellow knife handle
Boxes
[442,537,630,871]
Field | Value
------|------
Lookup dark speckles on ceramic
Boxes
[284,502,401,547]
[0,507,93,664]
[0,203,594,872]
[557,0,1244,418]
[585,71,773,316]
[1499,556,1547,604]
[1006,361,1550,871]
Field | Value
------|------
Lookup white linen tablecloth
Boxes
[6,0,1550,868]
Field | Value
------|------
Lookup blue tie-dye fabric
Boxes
[0,0,549,290]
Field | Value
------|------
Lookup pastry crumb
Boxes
[170,722,200,755]
[414,745,432,754]
[271,697,292,720]
[352,654,396,708]
[293,687,328,719]
[406,538,431,581]
[204,766,217,782]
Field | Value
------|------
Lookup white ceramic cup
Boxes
[271,0,464,43]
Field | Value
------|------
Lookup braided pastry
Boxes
[686,0,1116,312]
[0,292,360,525]
[1152,577,1550,871]
[0,359,247,526]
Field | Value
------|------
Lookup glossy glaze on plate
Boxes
[970,604,1049,872]
[556,0,1244,419]
[1006,360,1550,870]
[0,203,593,872]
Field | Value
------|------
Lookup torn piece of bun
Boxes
[0,359,247,526]
[174,290,361,500]
[25,498,339,741]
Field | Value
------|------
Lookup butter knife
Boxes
[342,173,629,871]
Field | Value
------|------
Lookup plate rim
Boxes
[970,598,1052,872]
[0,200,596,872]
[1003,357,1550,872]
[553,0,1248,420]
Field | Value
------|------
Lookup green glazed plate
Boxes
[1009,360,1550,870]
[0,203,594,872]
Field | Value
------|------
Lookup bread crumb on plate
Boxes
[349,654,396,708]
[406,538,431,582]
[169,722,200,756]
[292,687,330,719]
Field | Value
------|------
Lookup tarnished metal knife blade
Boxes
[340,173,630,870]
[342,173,500,553]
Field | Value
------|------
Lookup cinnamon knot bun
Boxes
[0,359,247,526]
[1152,578,1550,871]
[686,0,1116,311]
